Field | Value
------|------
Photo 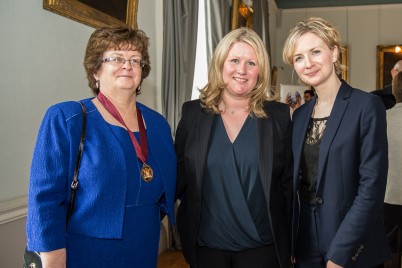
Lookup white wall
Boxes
[137,1,164,112]
[0,0,92,204]
[0,0,164,266]
[0,0,163,204]
[272,4,402,92]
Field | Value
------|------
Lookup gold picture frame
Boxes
[231,0,254,30]
[340,46,348,82]
[43,0,138,29]
[376,45,402,89]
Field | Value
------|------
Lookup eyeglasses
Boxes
[101,57,145,68]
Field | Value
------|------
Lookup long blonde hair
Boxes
[199,27,271,118]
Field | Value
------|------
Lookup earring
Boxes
[136,85,142,94]
[95,80,100,90]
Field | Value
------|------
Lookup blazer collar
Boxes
[195,109,215,191]
[292,97,315,182]
[316,80,351,187]
[293,81,352,188]
[257,107,273,203]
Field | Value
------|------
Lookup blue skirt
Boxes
[66,203,161,268]
[66,128,164,268]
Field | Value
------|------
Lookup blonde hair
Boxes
[392,71,402,103]
[282,17,345,76]
[199,27,271,118]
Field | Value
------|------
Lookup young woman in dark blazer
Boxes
[283,17,390,268]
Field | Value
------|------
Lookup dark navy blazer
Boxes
[291,81,391,267]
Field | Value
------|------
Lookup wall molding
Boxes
[0,196,27,225]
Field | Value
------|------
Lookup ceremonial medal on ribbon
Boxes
[141,163,153,182]
[97,92,153,183]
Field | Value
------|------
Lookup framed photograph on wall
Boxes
[43,0,138,29]
[279,84,310,103]
[376,45,402,89]
[340,46,348,82]
[231,0,254,30]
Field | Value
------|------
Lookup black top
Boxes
[300,117,328,204]
[371,84,396,110]
[197,115,273,250]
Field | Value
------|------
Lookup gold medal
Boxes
[141,163,153,182]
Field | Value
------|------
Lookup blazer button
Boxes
[316,197,323,204]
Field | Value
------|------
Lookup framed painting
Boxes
[231,0,254,30]
[376,45,402,88]
[340,46,348,82]
[43,0,138,29]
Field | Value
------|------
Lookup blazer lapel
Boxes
[293,98,315,182]
[257,112,273,205]
[195,109,215,193]
[316,82,351,188]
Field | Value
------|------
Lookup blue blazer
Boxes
[292,81,391,267]
[27,98,176,252]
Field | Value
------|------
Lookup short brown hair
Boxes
[83,27,151,95]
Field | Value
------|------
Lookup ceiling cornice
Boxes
[274,0,402,9]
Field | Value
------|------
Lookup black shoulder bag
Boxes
[23,102,87,268]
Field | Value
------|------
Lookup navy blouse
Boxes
[197,115,273,251]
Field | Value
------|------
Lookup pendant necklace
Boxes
[97,91,153,182]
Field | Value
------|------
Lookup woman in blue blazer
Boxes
[282,17,390,268]
[26,27,176,267]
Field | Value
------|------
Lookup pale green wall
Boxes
[0,0,163,203]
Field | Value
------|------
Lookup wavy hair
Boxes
[199,27,272,118]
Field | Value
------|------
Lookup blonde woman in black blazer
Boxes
[283,17,390,268]
[175,27,293,268]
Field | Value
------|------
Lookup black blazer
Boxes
[371,84,396,110]
[175,99,293,268]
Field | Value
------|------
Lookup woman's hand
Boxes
[327,260,343,268]
[40,248,66,268]
[291,256,296,265]
[286,93,301,111]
